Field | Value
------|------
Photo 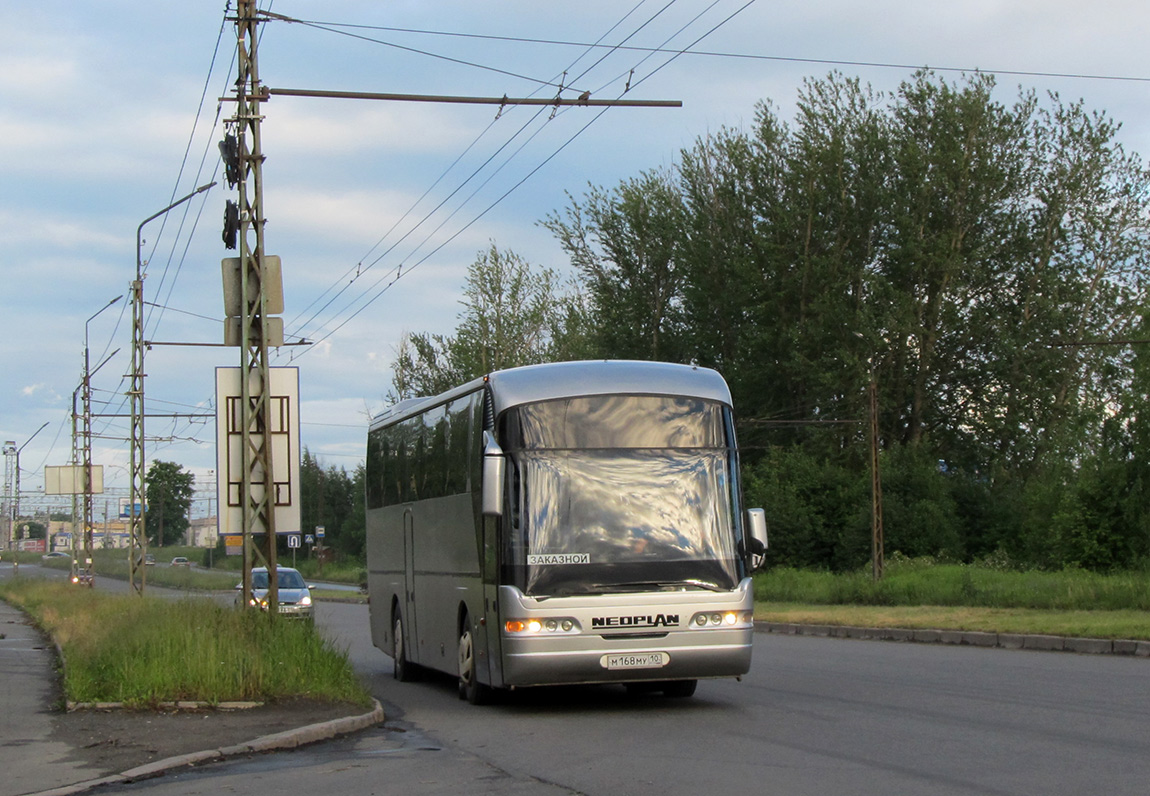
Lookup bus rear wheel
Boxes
[393,612,416,682]
[457,617,490,705]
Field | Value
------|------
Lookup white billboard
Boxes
[215,366,301,537]
[44,465,103,495]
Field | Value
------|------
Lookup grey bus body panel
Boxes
[367,494,483,669]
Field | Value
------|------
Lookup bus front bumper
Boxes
[500,627,754,687]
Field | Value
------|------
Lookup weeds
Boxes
[0,579,371,708]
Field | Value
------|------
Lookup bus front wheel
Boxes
[457,617,490,705]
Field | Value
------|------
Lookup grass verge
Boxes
[0,578,372,708]
[754,563,1150,639]
[756,564,1150,611]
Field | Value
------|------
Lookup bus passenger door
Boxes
[481,514,503,687]
[403,508,419,664]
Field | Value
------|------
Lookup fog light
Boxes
[527,619,542,632]
[724,612,738,625]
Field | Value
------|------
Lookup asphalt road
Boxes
[10,565,1150,795]
[102,600,1148,796]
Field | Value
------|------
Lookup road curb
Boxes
[24,699,385,796]
[755,621,1150,657]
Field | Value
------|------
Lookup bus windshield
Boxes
[502,395,742,596]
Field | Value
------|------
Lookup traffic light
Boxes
[218,133,240,188]
[223,200,239,249]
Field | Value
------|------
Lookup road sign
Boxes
[305,534,315,545]
[315,525,325,538]
[287,534,301,549]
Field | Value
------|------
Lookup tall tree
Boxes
[545,70,1150,568]
[299,448,363,556]
[145,461,194,547]
[544,169,688,362]
[392,243,588,400]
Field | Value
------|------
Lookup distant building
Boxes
[187,517,219,548]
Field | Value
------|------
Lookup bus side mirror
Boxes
[482,432,505,517]
[746,508,768,570]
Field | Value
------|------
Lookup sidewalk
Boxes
[0,598,105,796]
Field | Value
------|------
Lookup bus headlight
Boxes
[505,618,580,634]
[691,611,752,628]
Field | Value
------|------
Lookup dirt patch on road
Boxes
[51,698,370,775]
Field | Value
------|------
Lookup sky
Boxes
[2,0,1148,521]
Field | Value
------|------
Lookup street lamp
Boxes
[4,423,49,551]
[76,295,123,584]
[129,181,216,595]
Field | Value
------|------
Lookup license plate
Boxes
[601,652,669,670]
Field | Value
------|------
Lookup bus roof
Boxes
[370,360,732,430]
[487,360,731,415]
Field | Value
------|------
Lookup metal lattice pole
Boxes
[233,0,278,612]
[132,184,214,594]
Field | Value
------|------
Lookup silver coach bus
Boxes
[366,360,768,703]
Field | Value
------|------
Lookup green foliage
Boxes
[11,519,46,540]
[391,243,588,400]
[299,450,364,559]
[745,445,869,571]
[0,580,370,707]
[548,69,1150,572]
[880,445,962,561]
[756,562,1150,611]
[145,461,195,547]
[544,170,688,361]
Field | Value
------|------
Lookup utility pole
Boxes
[216,4,681,613]
[13,423,48,533]
[229,0,279,613]
[869,373,884,581]
[128,269,147,593]
[80,297,120,585]
[2,441,14,550]
[131,184,215,594]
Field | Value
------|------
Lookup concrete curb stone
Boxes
[961,631,999,647]
[1023,635,1065,651]
[756,621,1148,658]
[25,699,385,796]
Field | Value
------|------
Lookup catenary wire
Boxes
[280,0,663,347]
[297,2,757,352]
